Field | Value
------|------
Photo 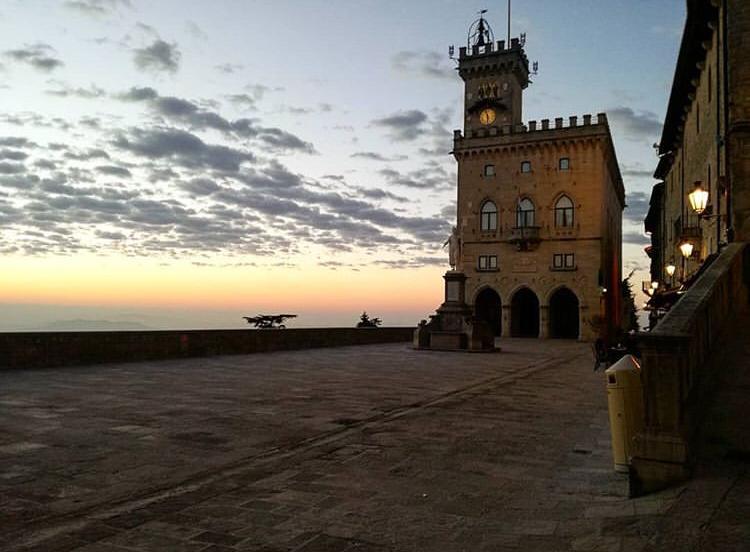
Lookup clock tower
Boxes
[457,14,530,134]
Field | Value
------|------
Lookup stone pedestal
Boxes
[429,271,471,349]
[414,271,495,352]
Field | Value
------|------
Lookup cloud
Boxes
[620,162,655,179]
[608,107,663,140]
[624,191,651,224]
[372,110,429,141]
[378,164,453,190]
[113,126,255,172]
[358,187,408,203]
[64,0,132,16]
[351,152,408,162]
[391,50,455,80]
[133,40,181,73]
[226,93,257,110]
[4,43,63,72]
[0,149,28,161]
[0,137,36,148]
[96,165,132,178]
[118,86,315,153]
[623,231,651,245]
[216,63,243,74]
[45,82,106,99]
[185,21,208,41]
[0,162,25,175]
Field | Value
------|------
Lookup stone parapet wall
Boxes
[0,327,415,370]
[630,242,750,495]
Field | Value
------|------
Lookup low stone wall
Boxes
[630,242,750,495]
[0,327,415,370]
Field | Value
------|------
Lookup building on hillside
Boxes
[449,15,625,342]
[645,0,750,294]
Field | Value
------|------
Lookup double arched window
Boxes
[480,200,497,231]
[554,195,574,227]
[516,198,535,228]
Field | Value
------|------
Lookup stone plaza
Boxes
[2,338,748,551]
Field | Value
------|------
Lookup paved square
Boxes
[0,339,734,551]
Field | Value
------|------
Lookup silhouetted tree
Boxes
[621,271,639,333]
[357,312,382,328]
[243,314,297,329]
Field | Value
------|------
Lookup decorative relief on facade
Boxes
[512,257,538,273]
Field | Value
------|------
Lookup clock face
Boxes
[479,108,496,126]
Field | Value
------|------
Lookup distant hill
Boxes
[33,319,152,331]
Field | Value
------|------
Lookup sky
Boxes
[0,0,684,331]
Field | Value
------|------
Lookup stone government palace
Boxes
[436,15,624,343]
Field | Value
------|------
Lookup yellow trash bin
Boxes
[605,355,644,473]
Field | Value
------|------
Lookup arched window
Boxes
[554,195,574,227]
[516,198,535,228]
[480,200,498,231]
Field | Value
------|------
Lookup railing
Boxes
[630,242,749,495]
[509,226,541,242]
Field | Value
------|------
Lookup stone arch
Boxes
[548,286,580,339]
[473,286,502,337]
[510,287,540,338]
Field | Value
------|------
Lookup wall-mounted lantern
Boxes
[688,181,710,215]
[679,241,694,258]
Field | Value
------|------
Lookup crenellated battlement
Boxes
[458,37,524,59]
[453,113,609,141]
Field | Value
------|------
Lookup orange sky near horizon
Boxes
[0,254,445,313]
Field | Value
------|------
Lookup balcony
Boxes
[509,226,541,251]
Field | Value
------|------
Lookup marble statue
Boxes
[443,226,461,269]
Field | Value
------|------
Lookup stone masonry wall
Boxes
[0,327,415,370]
[729,0,750,241]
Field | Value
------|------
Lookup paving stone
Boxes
[1,339,748,550]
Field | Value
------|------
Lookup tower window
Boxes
[480,200,498,231]
[559,157,570,170]
[520,161,531,173]
[516,198,535,228]
[478,255,498,271]
[554,195,574,227]
[484,164,495,177]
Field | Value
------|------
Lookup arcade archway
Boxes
[511,288,539,338]
[549,287,580,339]
[474,288,502,336]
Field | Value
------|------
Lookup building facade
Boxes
[452,31,625,341]
[646,0,750,288]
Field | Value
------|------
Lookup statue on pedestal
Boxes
[443,226,461,270]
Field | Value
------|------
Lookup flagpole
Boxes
[507,0,511,45]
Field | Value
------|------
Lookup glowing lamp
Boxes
[651,281,659,290]
[665,264,676,277]
[680,241,694,258]
[688,182,709,215]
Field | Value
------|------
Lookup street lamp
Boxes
[688,181,709,215]
[651,281,659,291]
[680,241,694,258]
[665,264,676,277]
